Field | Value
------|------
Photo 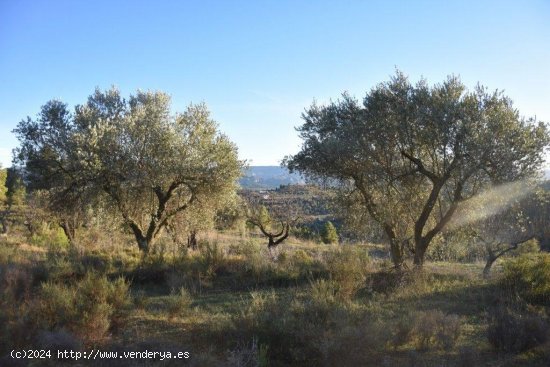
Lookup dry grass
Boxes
[1,233,549,366]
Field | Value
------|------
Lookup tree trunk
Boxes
[483,255,497,278]
[1,216,9,235]
[413,239,428,267]
[60,221,75,246]
[389,239,405,270]
[187,230,197,250]
[137,237,150,253]
[129,222,153,253]
[267,236,276,249]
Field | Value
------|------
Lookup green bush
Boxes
[30,224,70,249]
[426,238,470,262]
[502,253,550,305]
[510,238,541,256]
[321,221,339,244]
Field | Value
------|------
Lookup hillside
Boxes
[239,165,305,190]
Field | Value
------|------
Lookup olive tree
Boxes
[14,88,243,252]
[286,72,549,268]
[454,181,540,277]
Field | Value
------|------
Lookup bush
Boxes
[391,310,462,351]
[425,238,470,262]
[234,285,388,366]
[487,307,549,352]
[30,224,69,249]
[321,221,339,244]
[199,240,227,277]
[133,289,147,309]
[510,238,541,256]
[35,271,130,344]
[324,246,369,300]
[502,253,550,305]
[226,337,269,367]
[166,287,192,319]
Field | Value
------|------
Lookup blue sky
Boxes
[1,0,549,168]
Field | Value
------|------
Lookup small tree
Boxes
[0,167,28,235]
[247,205,291,252]
[0,167,7,205]
[5,168,26,208]
[457,181,548,277]
[321,221,339,244]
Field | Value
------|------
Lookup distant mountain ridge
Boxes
[239,166,305,190]
[240,167,550,190]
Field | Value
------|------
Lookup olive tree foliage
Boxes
[14,88,243,252]
[166,192,240,250]
[286,72,549,267]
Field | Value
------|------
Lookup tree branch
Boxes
[400,150,439,182]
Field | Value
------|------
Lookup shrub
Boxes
[291,225,317,241]
[234,286,388,366]
[233,240,265,271]
[425,237,470,262]
[321,221,339,244]
[0,263,33,302]
[133,289,148,310]
[391,310,462,351]
[226,337,269,367]
[502,253,550,305]
[325,246,369,300]
[34,272,130,344]
[36,329,82,353]
[166,287,192,319]
[291,249,313,266]
[510,238,541,256]
[30,224,69,249]
[487,307,549,352]
[415,311,462,350]
[199,241,227,277]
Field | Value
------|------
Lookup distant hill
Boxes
[239,166,305,190]
[240,167,550,190]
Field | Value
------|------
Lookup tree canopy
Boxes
[286,72,549,267]
[14,88,244,252]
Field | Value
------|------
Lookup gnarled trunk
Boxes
[389,239,405,270]
[187,230,197,250]
[59,220,76,246]
[413,239,429,266]
[483,255,497,278]
[129,223,153,254]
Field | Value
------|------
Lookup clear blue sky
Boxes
[1,0,549,168]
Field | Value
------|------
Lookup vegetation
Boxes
[1,74,550,366]
[286,72,549,268]
[321,221,339,244]
[13,88,243,252]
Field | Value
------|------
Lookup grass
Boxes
[1,232,549,366]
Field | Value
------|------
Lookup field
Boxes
[1,229,549,367]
